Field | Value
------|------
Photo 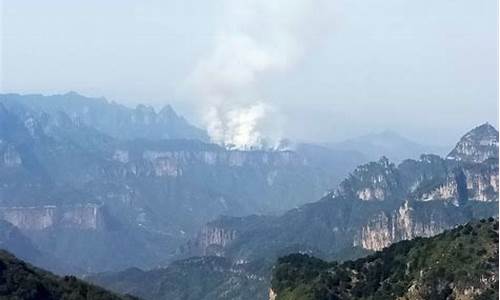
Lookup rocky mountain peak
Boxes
[336,156,401,201]
[447,123,499,163]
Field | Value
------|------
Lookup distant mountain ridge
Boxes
[329,130,449,163]
[0,92,209,141]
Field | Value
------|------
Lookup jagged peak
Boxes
[463,122,498,138]
[336,156,400,201]
[447,122,499,163]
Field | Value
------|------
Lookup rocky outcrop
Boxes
[2,145,22,167]
[336,157,402,202]
[354,200,491,251]
[414,160,499,204]
[191,224,238,256]
[0,204,105,231]
[447,123,499,163]
[269,289,277,300]
[464,163,499,202]
[140,149,305,171]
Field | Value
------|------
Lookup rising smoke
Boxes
[189,0,329,149]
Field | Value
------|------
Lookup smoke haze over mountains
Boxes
[1,0,497,146]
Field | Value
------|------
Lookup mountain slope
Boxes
[88,249,371,300]
[271,218,499,300]
[88,256,269,300]
[0,249,138,300]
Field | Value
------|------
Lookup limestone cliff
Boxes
[0,203,105,231]
[188,223,239,256]
[354,201,471,251]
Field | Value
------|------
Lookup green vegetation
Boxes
[90,256,270,300]
[0,250,138,300]
[272,218,499,300]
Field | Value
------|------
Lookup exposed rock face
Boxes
[354,212,392,250]
[2,145,22,167]
[199,226,237,250]
[354,201,468,251]
[138,149,305,178]
[189,223,238,256]
[269,289,277,300]
[336,157,402,202]
[447,123,499,163]
[419,178,458,202]
[464,162,499,202]
[0,204,105,231]
[413,160,499,204]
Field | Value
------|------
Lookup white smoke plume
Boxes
[189,0,328,149]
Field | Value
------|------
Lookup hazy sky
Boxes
[1,0,498,146]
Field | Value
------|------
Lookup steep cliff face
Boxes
[0,204,105,231]
[354,201,477,251]
[194,224,238,256]
[447,123,499,163]
[464,159,499,202]
[136,149,306,178]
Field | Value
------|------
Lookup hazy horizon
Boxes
[1,0,498,147]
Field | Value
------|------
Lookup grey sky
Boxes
[1,0,498,146]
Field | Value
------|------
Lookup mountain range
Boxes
[90,123,499,299]
[183,124,498,260]
[0,92,364,272]
[0,92,497,299]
